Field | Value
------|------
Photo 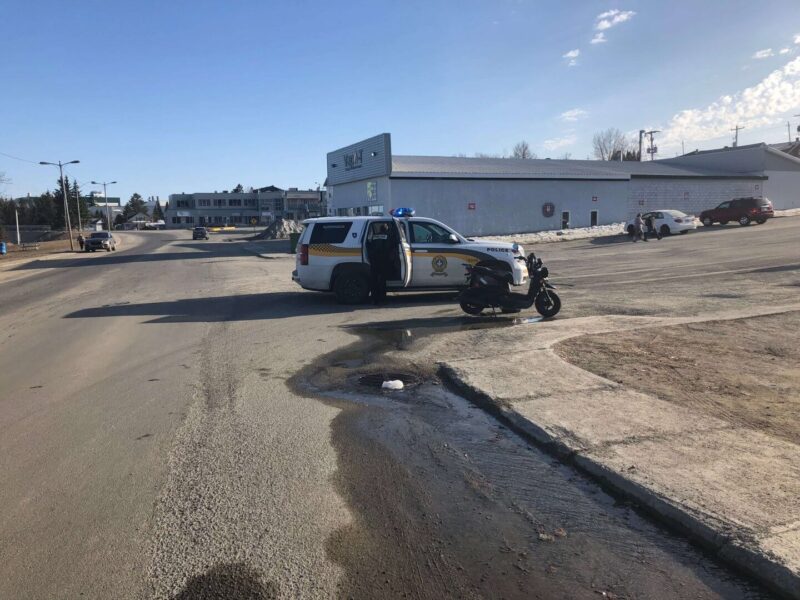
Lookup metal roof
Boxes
[390,155,763,180]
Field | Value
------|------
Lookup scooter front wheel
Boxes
[535,290,561,318]
[460,300,485,316]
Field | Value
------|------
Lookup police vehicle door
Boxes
[392,218,413,287]
[407,220,464,286]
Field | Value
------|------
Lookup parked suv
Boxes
[84,231,117,252]
[699,197,773,227]
[193,226,209,240]
[292,211,528,304]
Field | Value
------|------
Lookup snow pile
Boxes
[250,218,304,240]
[475,223,626,246]
[775,208,800,217]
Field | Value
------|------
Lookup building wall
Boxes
[164,190,322,227]
[326,134,391,186]
[763,171,800,209]
[327,177,391,216]
[628,178,763,216]
[386,178,629,236]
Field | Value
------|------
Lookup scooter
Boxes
[458,253,561,317]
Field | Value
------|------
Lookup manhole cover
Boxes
[358,372,422,389]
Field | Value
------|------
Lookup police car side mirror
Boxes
[447,234,459,244]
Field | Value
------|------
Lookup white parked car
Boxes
[626,210,697,236]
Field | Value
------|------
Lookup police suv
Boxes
[292,208,528,303]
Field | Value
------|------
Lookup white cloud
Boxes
[661,56,800,150]
[560,108,588,122]
[753,48,774,59]
[795,34,800,44]
[595,9,635,31]
[562,48,580,66]
[591,32,607,44]
[542,134,577,151]
[780,48,791,55]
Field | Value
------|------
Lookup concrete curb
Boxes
[439,362,800,599]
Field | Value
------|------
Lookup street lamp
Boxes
[91,180,117,230]
[40,160,80,251]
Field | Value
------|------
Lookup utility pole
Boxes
[731,124,744,147]
[39,160,80,251]
[73,186,83,233]
[14,204,21,246]
[794,115,800,142]
[682,140,685,155]
[789,122,792,143]
[644,130,660,161]
[638,130,645,162]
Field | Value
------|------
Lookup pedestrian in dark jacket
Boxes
[77,234,85,251]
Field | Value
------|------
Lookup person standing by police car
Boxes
[367,222,391,304]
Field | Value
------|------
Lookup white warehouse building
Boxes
[325,134,800,236]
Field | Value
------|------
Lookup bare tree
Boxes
[512,140,536,159]
[559,152,572,160]
[0,171,9,185]
[474,152,506,159]
[592,128,628,161]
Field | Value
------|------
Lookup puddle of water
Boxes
[295,327,771,599]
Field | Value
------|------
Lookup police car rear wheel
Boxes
[334,273,370,305]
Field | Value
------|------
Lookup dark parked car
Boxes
[84,231,117,252]
[192,226,209,240]
[699,197,773,227]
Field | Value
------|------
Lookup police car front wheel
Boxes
[333,273,370,305]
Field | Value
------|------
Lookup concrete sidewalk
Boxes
[400,306,800,599]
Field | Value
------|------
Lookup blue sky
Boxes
[2,0,800,202]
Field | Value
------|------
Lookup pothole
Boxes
[357,372,423,389]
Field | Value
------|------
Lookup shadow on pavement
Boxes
[12,243,246,270]
[172,562,276,600]
[64,291,460,323]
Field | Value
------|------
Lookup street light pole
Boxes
[91,180,117,230]
[39,160,80,251]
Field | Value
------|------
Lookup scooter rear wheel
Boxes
[535,291,561,318]
[460,301,484,315]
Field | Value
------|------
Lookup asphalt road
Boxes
[0,219,797,599]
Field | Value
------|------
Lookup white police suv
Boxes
[292,208,528,303]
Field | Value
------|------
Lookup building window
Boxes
[366,181,377,202]
[176,200,190,208]
[214,199,226,207]
[198,199,211,207]
[274,199,284,211]
[244,199,256,207]
[369,205,385,216]
[214,216,223,224]
[185,216,194,224]
[228,198,242,207]
[172,217,180,224]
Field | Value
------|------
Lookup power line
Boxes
[0,150,39,164]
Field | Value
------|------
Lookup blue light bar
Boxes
[390,207,416,218]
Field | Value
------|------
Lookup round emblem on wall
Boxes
[542,202,555,218]
[431,255,448,273]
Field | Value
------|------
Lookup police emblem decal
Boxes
[431,255,448,276]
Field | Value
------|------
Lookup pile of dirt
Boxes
[249,218,304,240]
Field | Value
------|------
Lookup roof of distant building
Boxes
[389,155,762,180]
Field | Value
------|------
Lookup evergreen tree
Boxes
[232,183,244,193]
[113,213,125,227]
[152,199,164,221]
[123,193,148,219]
